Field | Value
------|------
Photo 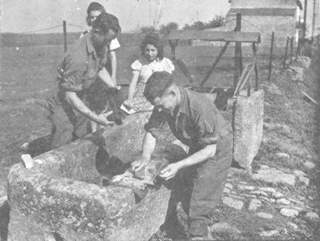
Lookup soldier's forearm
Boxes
[110,51,117,82]
[178,144,217,168]
[65,91,99,123]
[141,132,156,160]
[98,67,116,88]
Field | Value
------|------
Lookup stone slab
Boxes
[233,90,264,171]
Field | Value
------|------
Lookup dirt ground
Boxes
[0,40,320,240]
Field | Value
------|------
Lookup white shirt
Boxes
[80,31,120,51]
[131,57,175,83]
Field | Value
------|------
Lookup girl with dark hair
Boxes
[122,33,174,114]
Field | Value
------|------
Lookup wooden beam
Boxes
[166,30,260,43]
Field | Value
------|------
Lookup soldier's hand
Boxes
[96,111,114,126]
[131,156,150,172]
[159,162,183,180]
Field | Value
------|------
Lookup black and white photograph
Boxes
[0,0,320,240]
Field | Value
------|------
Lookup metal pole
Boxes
[234,13,242,90]
[63,20,67,53]
[268,32,275,80]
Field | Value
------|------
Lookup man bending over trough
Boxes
[131,71,233,240]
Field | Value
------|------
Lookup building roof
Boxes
[229,8,297,17]
[230,0,299,9]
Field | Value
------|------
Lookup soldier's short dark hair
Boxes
[92,12,121,34]
[144,71,174,103]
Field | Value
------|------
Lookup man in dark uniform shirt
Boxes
[132,71,233,240]
[47,13,121,148]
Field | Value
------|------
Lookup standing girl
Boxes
[83,2,121,86]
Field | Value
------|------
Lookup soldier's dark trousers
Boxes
[163,133,233,238]
[48,104,91,149]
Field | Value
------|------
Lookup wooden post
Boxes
[289,37,294,64]
[168,40,178,60]
[268,32,275,81]
[296,37,301,58]
[234,13,242,90]
[252,43,259,90]
[63,20,67,53]
[283,37,289,68]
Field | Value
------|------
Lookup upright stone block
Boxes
[233,89,264,171]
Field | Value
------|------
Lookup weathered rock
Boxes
[280,208,299,218]
[293,170,307,178]
[256,212,273,219]
[252,166,296,186]
[260,230,279,237]
[223,197,244,210]
[305,212,320,222]
[272,191,284,199]
[303,161,316,169]
[248,199,262,211]
[275,152,290,159]
[238,184,255,191]
[259,187,276,193]
[276,198,291,206]
[210,222,241,234]
[298,176,310,186]
[225,183,233,190]
[233,90,264,172]
[251,190,268,197]
[8,209,49,241]
[287,222,298,230]
[7,113,177,241]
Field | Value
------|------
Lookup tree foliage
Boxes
[183,16,225,30]
[159,22,179,36]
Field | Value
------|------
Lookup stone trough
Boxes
[7,113,183,241]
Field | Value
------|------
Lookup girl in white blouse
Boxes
[123,33,175,113]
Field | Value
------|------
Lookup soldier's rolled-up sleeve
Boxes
[194,110,218,148]
[58,54,87,92]
[144,107,167,138]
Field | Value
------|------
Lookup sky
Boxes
[0,0,230,33]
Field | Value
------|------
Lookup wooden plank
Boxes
[230,8,296,17]
[166,30,260,43]
[233,63,254,97]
